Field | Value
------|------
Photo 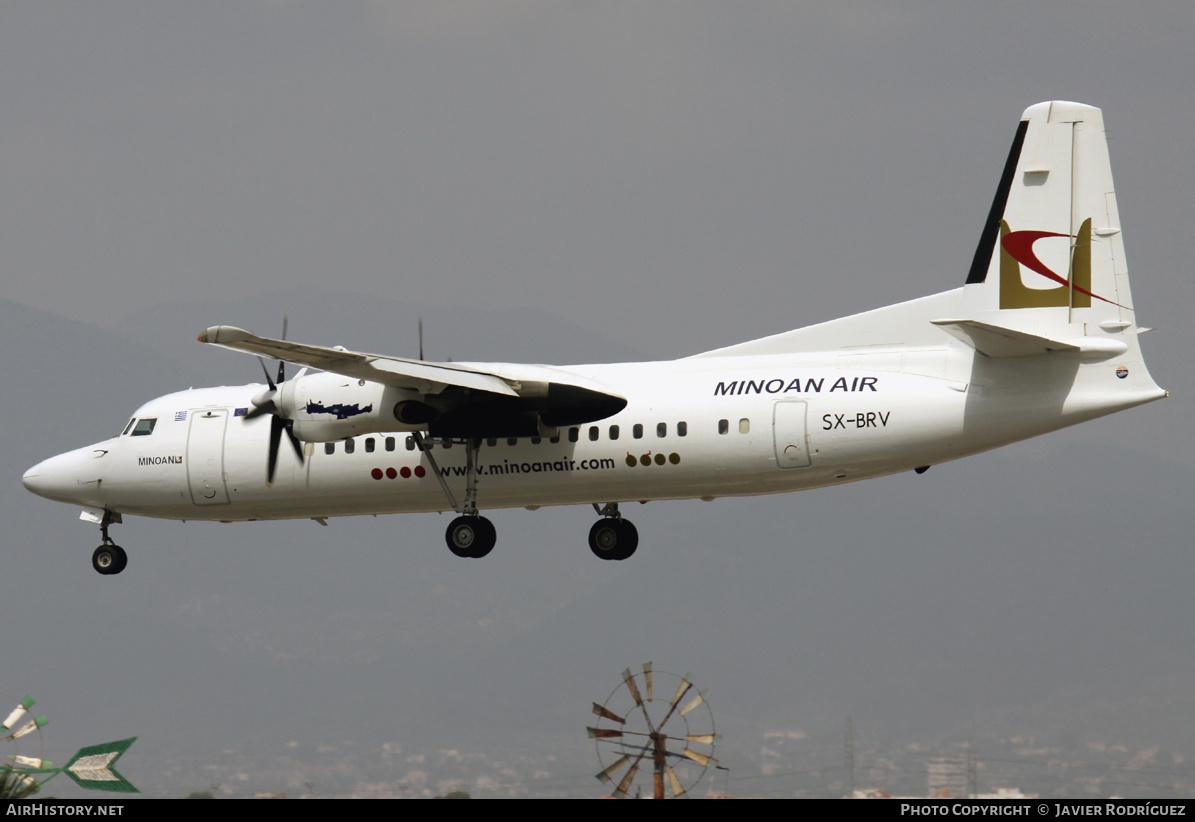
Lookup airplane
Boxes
[23,101,1166,575]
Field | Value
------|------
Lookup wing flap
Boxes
[199,326,519,396]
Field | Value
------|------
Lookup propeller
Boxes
[244,316,304,485]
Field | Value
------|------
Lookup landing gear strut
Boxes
[92,511,128,575]
[415,434,497,559]
[589,503,638,561]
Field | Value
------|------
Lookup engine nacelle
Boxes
[281,371,425,442]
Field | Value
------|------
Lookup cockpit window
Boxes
[122,419,136,436]
[131,418,158,437]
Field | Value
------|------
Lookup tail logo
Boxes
[999,218,1125,309]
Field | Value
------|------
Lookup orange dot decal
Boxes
[386,467,398,479]
[400,466,411,478]
[414,465,426,478]
[654,453,666,465]
[669,452,680,464]
[371,468,383,480]
[625,455,637,467]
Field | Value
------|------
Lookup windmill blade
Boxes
[622,668,643,707]
[680,748,717,768]
[614,763,639,798]
[666,767,686,798]
[594,754,629,785]
[679,689,708,717]
[591,703,626,724]
[669,675,692,708]
[1,696,34,732]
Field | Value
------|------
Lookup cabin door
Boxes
[773,401,812,468]
[187,409,231,505]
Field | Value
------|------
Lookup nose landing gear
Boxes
[92,511,128,575]
[92,544,127,575]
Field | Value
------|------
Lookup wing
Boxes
[197,326,627,431]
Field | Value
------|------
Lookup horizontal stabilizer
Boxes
[931,319,1076,357]
[931,318,1132,359]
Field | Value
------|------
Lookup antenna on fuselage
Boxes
[418,316,424,361]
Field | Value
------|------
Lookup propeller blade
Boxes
[276,315,288,384]
[284,420,305,463]
[267,415,284,485]
[257,356,277,391]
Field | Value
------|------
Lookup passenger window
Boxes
[344,438,356,454]
[657,422,667,438]
[568,428,579,443]
[718,419,729,435]
[609,425,620,440]
[507,437,518,446]
[406,436,416,451]
[678,421,687,437]
[633,424,643,439]
[588,426,599,441]
[365,438,375,453]
[486,438,498,447]
[131,418,157,437]
[739,418,750,434]
[531,437,541,445]
[325,442,335,455]
[385,437,395,452]
[550,435,560,444]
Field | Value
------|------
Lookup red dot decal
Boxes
[400,466,411,478]
[413,465,426,478]
[386,467,398,479]
[371,468,383,480]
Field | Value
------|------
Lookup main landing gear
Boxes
[92,511,128,575]
[446,515,496,558]
[415,434,498,559]
[588,503,638,561]
[413,434,641,561]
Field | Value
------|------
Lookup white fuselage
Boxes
[23,339,1161,524]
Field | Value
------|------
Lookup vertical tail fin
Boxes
[959,101,1137,336]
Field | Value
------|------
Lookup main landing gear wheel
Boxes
[92,544,127,575]
[446,516,496,558]
[589,518,638,561]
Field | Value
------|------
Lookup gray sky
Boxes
[3,2,1193,797]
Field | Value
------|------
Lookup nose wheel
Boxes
[91,511,128,575]
[92,544,128,575]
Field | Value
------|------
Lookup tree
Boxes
[0,767,40,800]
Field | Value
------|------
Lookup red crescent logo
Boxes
[1002,231,1122,307]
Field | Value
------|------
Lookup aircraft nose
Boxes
[22,449,105,504]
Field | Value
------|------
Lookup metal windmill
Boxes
[587,662,720,799]
[2,692,138,795]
